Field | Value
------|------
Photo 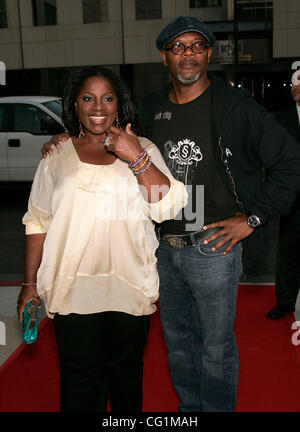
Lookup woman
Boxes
[17,67,187,412]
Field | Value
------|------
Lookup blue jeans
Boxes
[156,237,242,412]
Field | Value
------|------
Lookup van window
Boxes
[14,104,63,135]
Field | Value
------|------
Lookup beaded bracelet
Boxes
[133,156,152,175]
[22,282,37,286]
[129,150,147,169]
[132,154,150,173]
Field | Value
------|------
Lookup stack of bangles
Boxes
[129,150,152,175]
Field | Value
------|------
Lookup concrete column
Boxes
[122,0,135,21]
[109,0,122,21]
[5,0,19,28]
[18,0,34,27]
[57,0,83,25]
[226,0,234,20]
[175,0,189,16]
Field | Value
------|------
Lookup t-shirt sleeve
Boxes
[22,157,54,234]
[139,138,188,223]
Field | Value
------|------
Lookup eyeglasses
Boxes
[164,41,210,55]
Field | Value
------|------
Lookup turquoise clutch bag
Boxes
[22,300,38,344]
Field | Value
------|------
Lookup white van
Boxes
[0,96,65,181]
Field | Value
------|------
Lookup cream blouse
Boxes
[23,137,187,318]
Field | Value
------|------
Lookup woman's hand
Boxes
[105,124,143,163]
[106,123,172,203]
[41,133,70,158]
[17,285,41,323]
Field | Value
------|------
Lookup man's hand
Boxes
[202,212,254,255]
[41,133,70,158]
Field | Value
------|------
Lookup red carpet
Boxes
[0,284,299,412]
[235,284,300,412]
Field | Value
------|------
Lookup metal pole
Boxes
[120,0,125,65]
[233,0,239,87]
[17,0,25,69]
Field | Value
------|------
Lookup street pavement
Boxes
[0,183,299,368]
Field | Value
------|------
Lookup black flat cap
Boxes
[156,16,216,51]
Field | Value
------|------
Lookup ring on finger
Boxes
[104,136,112,148]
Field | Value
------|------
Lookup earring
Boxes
[115,112,121,129]
[79,120,85,138]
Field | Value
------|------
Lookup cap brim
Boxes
[165,29,211,47]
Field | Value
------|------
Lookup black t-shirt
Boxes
[151,85,237,234]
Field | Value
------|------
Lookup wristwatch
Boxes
[246,214,261,229]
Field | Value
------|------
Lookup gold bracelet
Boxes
[133,156,152,175]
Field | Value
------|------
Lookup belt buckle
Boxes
[163,234,188,250]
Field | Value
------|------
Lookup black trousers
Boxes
[53,311,150,412]
[275,195,300,309]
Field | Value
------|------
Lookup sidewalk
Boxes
[0,282,46,367]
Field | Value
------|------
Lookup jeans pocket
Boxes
[195,236,232,257]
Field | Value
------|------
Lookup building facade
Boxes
[0,0,299,110]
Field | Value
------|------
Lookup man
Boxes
[266,69,300,319]
[43,17,300,412]
[137,16,300,412]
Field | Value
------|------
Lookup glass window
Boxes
[14,104,63,135]
[236,1,273,21]
[190,0,221,7]
[0,0,7,28]
[32,0,57,26]
[44,1,57,24]
[82,0,109,23]
[136,0,162,20]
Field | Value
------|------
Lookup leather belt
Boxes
[160,227,222,250]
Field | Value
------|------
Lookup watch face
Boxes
[247,215,261,228]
